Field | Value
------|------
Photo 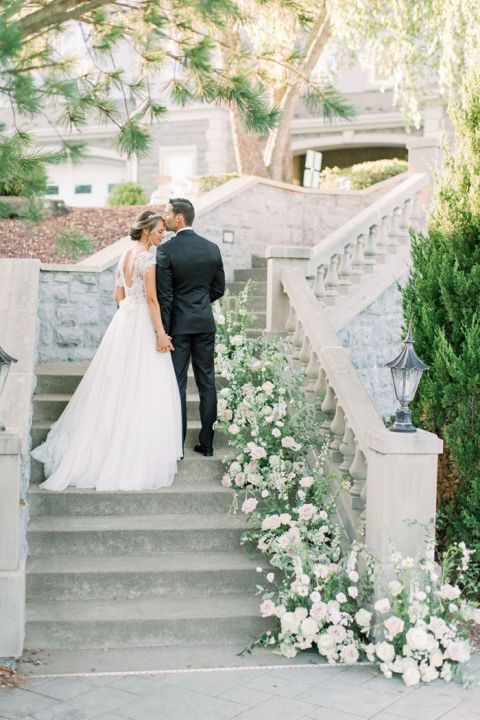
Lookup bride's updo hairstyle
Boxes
[129,210,164,242]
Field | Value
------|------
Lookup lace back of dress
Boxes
[119,250,156,303]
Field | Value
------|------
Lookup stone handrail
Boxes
[309,172,429,304]
[280,266,442,564]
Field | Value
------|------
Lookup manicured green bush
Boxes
[402,72,480,597]
[107,182,147,206]
[319,158,408,190]
[198,173,239,195]
[54,226,94,260]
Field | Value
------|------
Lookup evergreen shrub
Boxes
[108,182,147,206]
[402,72,480,597]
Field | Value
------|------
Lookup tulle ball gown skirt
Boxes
[32,298,183,491]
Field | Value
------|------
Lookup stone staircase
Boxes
[26,256,268,656]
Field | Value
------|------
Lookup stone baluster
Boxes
[299,335,311,367]
[291,320,304,362]
[313,264,328,304]
[305,351,319,392]
[338,245,353,292]
[410,190,424,226]
[349,441,367,511]
[324,255,340,300]
[378,215,391,255]
[320,382,336,433]
[388,207,402,251]
[313,368,327,400]
[351,234,366,281]
[339,425,355,479]
[399,198,412,244]
[359,480,367,520]
[285,306,297,335]
[329,404,345,463]
[364,225,378,271]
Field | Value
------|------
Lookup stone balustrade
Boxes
[280,267,442,565]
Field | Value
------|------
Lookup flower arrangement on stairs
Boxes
[213,282,480,685]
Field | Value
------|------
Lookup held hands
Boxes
[155,332,173,353]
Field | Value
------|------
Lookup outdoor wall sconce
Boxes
[0,345,17,431]
[223,230,235,244]
[386,324,429,433]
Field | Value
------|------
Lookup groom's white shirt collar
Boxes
[175,226,193,235]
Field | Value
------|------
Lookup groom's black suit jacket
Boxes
[156,229,225,335]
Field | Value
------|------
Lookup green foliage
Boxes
[198,173,239,194]
[54,226,94,260]
[319,158,408,190]
[402,70,480,597]
[107,182,147,206]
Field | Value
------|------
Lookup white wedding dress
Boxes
[32,249,183,491]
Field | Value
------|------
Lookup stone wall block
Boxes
[54,328,83,347]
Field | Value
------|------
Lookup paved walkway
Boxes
[1,657,479,720]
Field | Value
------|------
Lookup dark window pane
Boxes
[75,185,92,194]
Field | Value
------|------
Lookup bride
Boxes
[32,210,183,491]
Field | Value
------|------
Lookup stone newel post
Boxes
[265,246,311,332]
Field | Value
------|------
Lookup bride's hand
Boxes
[155,332,173,353]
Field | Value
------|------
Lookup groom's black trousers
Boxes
[170,332,217,451]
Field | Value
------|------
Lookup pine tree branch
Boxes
[16,0,112,38]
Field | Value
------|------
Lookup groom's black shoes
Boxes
[194,444,213,457]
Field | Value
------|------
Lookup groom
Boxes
[156,198,225,457]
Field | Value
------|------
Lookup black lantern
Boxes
[0,346,17,432]
[386,325,429,433]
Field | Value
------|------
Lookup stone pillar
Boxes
[364,429,443,563]
[265,246,311,332]
[0,433,25,657]
[407,136,443,178]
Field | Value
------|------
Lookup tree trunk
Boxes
[219,29,269,177]
[264,8,332,182]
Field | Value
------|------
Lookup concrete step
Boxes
[25,595,267,649]
[32,392,204,424]
[226,281,267,295]
[28,513,248,556]
[251,255,267,268]
[26,552,264,601]
[233,268,267,283]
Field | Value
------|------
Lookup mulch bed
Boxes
[0,205,164,264]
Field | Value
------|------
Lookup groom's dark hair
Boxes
[169,198,195,226]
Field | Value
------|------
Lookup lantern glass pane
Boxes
[391,367,421,403]
[0,364,9,397]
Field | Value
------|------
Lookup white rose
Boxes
[384,616,405,638]
[428,616,448,639]
[280,612,301,635]
[261,489,269,498]
[310,602,328,621]
[219,387,230,397]
[230,461,241,475]
[348,586,359,599]
[269,455,281,468]
[387,580,403,597]
[340,644,359,665]
[348,570,359,583]
[297,503,317,522]
[441,662,452,682]
[266,573,275,583]
[300,476,314,488]
[376,642,395,663]
[262,381,274,393]
[336,593,347,604]
[294,607,308,621]
[231,334,244,346]
[260,600,276,617]
[329,625,347,644]
[241,497,258,514]
[279,643,297,658]
[228,423,240,435]
[272,428,281,438]
[402,666,421,687]
[301,618,319,637]
[374,598,391,614]
[421,665,439,683]
[279,513,291,524]
[430,650,443,667]
[445,640,471,663]
[275,604,286,618]
[221,474,232,488]
[406,627,430,652]
[316,633,336,656]
[261,515,281,531]
[437,583,461,601]
[216,314,225,325]
[309,591,321,603]
[355,609,372,627]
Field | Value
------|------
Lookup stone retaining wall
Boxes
[338,276,407,419]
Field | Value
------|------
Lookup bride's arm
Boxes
[114,254,126,303]
[144,266,173,351]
